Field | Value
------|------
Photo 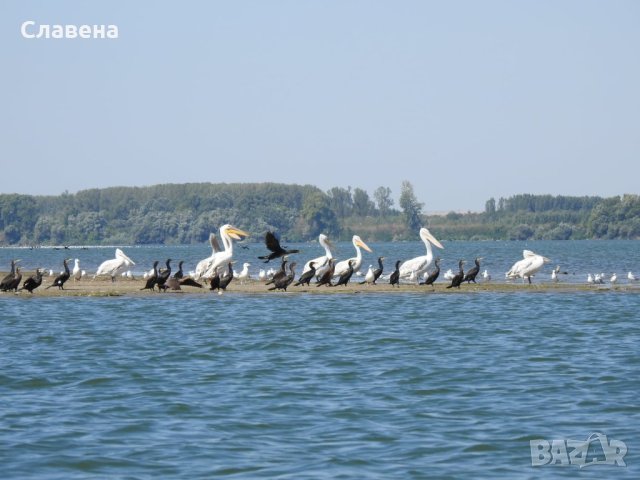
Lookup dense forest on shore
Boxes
[0,182,639,245]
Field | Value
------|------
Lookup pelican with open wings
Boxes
[399,228,444,280]
[195,232,224,279]
[200,224,249,279]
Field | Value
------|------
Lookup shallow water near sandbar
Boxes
[2,289,640,478]
[2,240,640,478]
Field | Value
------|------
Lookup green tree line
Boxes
[0,183,638,245]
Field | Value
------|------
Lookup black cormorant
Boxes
[316,258,336,287]
[294,262,316,286]
[20,268,43,294]
[0,259,20,291]
[46,259,71,290]
[389,260,401,287]
[141,261,159,291]
[421,258,441,287]
[156,259,172,292]
[332,260,355,287]
[218,262,235,291]
[2,267,22,292]
[373,256,385,284]
[173,261,185,280]
[269,262,297,291]
[447,260,466,289]
[463,257,482,283]
[258,231,300,263]
[265,257,288,286]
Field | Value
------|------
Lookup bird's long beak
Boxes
[356,239,372,253]
[228,227,249,240]
[426,232,444,249]
[542,256,551,263]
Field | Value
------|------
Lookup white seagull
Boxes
[72,258,82,281]
[238,262,251,283]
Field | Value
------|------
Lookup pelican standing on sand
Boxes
[200,225,250,279]
[506,250,551,284]
[399,228,444,280]
[302,233,334,280]
[333,235,372,278]
[95,249,135,282]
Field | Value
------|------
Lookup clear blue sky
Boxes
[1,0,638,212]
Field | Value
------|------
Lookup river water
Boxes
[1,240,639,478]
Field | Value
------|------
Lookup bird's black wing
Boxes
[264,231,284,254]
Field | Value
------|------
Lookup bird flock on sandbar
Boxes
[1,225,638,295]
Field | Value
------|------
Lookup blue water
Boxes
[2,241,640,478]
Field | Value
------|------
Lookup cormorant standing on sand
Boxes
[294,262,316,286]
[447,260,466,289]
[156,259,172,292]
[46,259,71,290]
[332,260,355,287]
[2,267,22,292]
[265,257,288,286]
[141,261,159,291]
[0,259,20,291]
[316,259,336,287]
[269,262,297,291]
[463,257,482,283]
[421,258,441,287]
[389,260,401,287]
[20,268,43,294]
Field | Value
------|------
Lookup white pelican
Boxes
[482,269,491,282]
[628,272,638,282]
[201,224,249,279]
[333,235,372,278]
[399,228,444,280]
[302,233,334,279]
[72,259,82,281]
[610,273,618,285]
[505,250,550,284]
[95,248,135,282]
[238,262,251,283]
[195,232,224,279]
[587,273,594,284]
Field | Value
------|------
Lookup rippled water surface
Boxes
[2,241,640,478]
[2,291,639,479]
